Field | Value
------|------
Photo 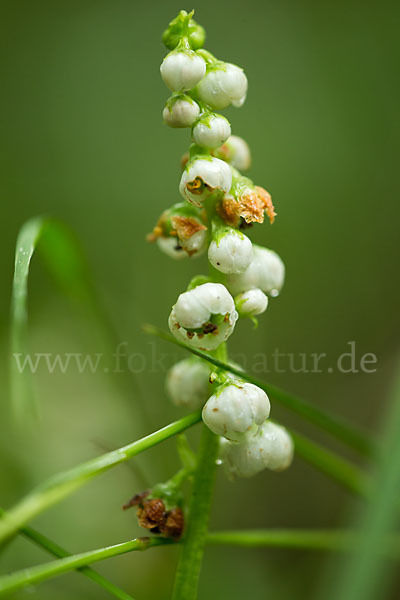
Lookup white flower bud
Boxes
[192,114,231,149]
[166,357,210,410]
[163,95,200,128]
[222,422,294,478]
[235,289,268,316]
[196,63,248,110]
[179,157,232,207]
[179,229,207,257]
[208,229,253,274]
[226,245,285,297]
[225,135,251,171]
[160,47,206,92]
[157,236,187,260]
[231,94,247,108]
[168,282,237,351]
[202,382,270,442]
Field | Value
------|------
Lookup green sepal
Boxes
[187,274,211,290]
[165,93,198,112]
[211,215,245,247]
[162,10,206,51]
[157,202,206,237]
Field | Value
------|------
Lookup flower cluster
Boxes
[150,10,293,479]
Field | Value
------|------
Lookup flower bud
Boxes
[166,357,210,410]
[202,382,270,442]
[163,95,200,128]
[222,422,294,478]
[208,228,253,274]
[160,41,206,92]
[192,113,231,149]
[148,202,207,259]
[226,245,285,297]
[196,63,248,110]
[162,10,205,51]
[179,156,232,207]
[179,229,207,256]
[213,135,251,171]
[157,236,187,260]
[235,288,268,317]
[168,282,237,351]
[219,180,276,227]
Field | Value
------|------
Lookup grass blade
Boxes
[143,325,373,457]
[324,361,400,600]
[0,411,201,545]
[290,429,369,497]
[207,529,400,557]
[2,528,399,597]
[10,217,97,420]
[0,537,173,597]
[0,508,134,600]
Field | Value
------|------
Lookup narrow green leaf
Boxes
[0,537,173,597]
[207,529,400,558]
[0,508,134,600]
[1,528,399,596]
[0,411,201,546]
[325,361,400,600]
[10,217,97,420]
[143,325,374,457]
[290,429,370,497]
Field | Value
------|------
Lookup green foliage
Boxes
[10,217,97,420]
[325,362,400,600]
[0,411,201,546]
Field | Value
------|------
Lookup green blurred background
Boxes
[1,0,399,598]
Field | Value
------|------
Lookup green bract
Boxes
[162,10,206,51]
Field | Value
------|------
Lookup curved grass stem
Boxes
[0,411,201,546]
[0,508,134,600]
[2,529,399,597]
[0,536,173,597]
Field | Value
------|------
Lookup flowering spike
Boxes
[153,11,293,486]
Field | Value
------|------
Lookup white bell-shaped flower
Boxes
[163,95,200,128]
[160,44,206,92]
[226,245,285,297]
[168,282,237,351]
[225,135,251,171]
[208,229,253,274]
[157,237,187,260]
[202,382,270,441]
[222,421,294,478]
[149,202,207,259]
[179,229,207,257]
[179,157,232,207]
[192,113,231,149]
[235,288,268,316]
[196,63,248,110]
[166,357,210,410]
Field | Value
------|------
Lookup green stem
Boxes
[291,429,370,497]
[207,529,400,558]
[0,537,173,597]
[2,529,400,596]
[143,325,374,457]
[0,411,201,545]
[172,426,220,600]
[0,509,134,600]
[172,343,226,600]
